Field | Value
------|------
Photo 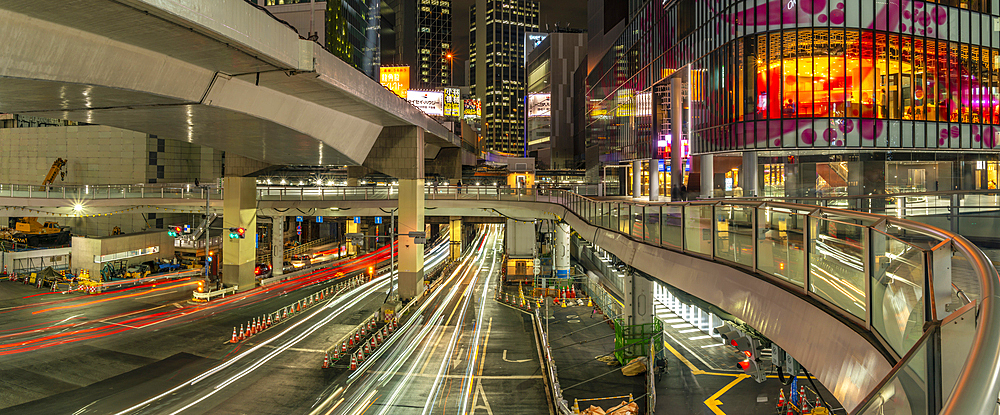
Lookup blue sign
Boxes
[296,216,303,222]
[296,224,302,235]
[316,216,323,223]
[183,224,191,232]
[353,216,361,224]
[374,216,382,224]
[790,376,798,402]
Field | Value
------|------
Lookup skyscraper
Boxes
[470,0,539,155]
[382,0,452,91]
[327,0,381,79]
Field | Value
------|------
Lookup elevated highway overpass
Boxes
[1,183,999,413]
[0,0,461,166]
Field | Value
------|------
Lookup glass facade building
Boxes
[326,0,381,79]
[587,0,1000,198]
[471,0,540,155]
[417,0,453,88]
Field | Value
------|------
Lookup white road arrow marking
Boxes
[502,350,530,363]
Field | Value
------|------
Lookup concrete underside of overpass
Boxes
[0,0,459,167]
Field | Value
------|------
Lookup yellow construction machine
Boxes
[40,158,67,190]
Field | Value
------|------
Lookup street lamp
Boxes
[446,53,453,87]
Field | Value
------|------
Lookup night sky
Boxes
[450,0,588,86]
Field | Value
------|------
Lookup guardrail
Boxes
[534,308,574,415]
[194,284,237,300]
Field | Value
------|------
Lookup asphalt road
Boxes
[316,225,550,415]
[0,244,402,412]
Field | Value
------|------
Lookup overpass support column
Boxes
[555,222,570,279]
[363,126,426,301]
[272,217,284,276]
[624,271,653,326]
[397,179,425,300]
[222,177,257,291]
[449,216,462,262]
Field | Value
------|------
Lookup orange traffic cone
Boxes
[355,331,361,344]
[350,354,357,370]
[332,346,339,360]
[776,389,785,410]
[296,301,301,312]
[815,395,822,410]
[349,334,355,347]
[267,315,272,327]
[232,327,239,343]
[342,341,348,353]
[364,343,371,355]
[322,352,330,368]
[377,330,383,344]
[393,318,397,330]
[786,406,794,415]
[245,323,252,338]
[799,386,808,411]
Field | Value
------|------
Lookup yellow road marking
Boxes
[704,374,748,415]
[419,263,477,374]
[663,340,706,375]
[477,317,492,376]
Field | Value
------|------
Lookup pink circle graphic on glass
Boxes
[823,128,837,142]
[818,14,828,23]
[860,120,883,141]
[950,126,960,138]
[801,129,816,144]
[830,9,845,24]
[839,119,854,134]
[801,0,826,13]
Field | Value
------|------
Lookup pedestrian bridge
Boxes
[1,183,997,413]
[0,0,459,166]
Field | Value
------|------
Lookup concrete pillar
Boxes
[701,154,714,198]
[449,216,462,262]
[346,166,369,187]
[397,179,425,300]
[271,217,284,276]
[649,159,660,202]
[346,219,359,255]
[670,76,684,200]
[222,177,257,291]
[741,151,758,197]
[554,222,570,279]
[624,271,653,326]
[632,160,642,199]
[361,125,426,301]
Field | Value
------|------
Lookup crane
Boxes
[41,158,67,188]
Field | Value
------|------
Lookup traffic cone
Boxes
[776,389,785,410]
[355,331,361,344]
[527,301,532,311]
[587,297,593,307]
[799,386,807,410]
[377,330,383,344]
[361,326,366,337]
[393,318,397,330]
[245,322,252,338]
[296,301,301,312]
[238,324,245,341]
[322,352,330,368]
[350,354,357,370]
[349,334,355,347]
[561,297,567,308]
[267,315,273,327]
[364,343,371,355]
[232,327,239,343]
[815,395,822,410]
[342,341,348,353]
[786,406,794,415]
[332,347,339,360]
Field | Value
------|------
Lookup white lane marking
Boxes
[701,343,726,348]
[502,350,530,363]
[688,335,713,341]
[470,380,494,415]
[678,328,701,333]
[173,303,184,309]
[672,323,694,328]
[252,344,326,353]
[664,318,685,323]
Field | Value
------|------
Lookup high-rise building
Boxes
[526,31,587,170]
[327,0,381,79]
[471,0,540,155]
[381,0,452,91]
[256,1,381,80]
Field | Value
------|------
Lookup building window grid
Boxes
[587,0,1000,158]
